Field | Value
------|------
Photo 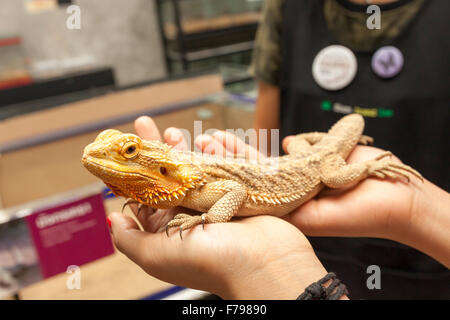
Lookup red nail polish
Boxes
[107,217,112,229]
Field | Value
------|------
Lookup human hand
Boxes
[281,136,449,268]
[107,116,329,299]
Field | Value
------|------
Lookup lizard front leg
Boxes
[319,152,423,189]
[166,180,247,239]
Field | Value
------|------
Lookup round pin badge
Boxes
[312,45,358,91]
[372,46,404,79]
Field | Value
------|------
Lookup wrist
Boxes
[220,250,329,300]
[392,180,450,267]
[298,273,350,300]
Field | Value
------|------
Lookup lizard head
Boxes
[82,129,201,208]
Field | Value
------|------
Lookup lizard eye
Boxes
[122,142,139,159]
[160,166,167,175]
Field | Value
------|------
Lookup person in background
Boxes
[249,0,449,298]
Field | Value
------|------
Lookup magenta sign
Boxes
[25,193,114,278]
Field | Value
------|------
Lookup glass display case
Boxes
[0,36,32,90]
[160,0,263,36]
[156,0,263,78]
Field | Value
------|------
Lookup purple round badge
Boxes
[372,46,404,79]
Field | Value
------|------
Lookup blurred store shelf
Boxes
[156,0,262,74]
[0,68,116,120]
[164,11,261,40]
[0,74,255,300]
[0,36,33,90]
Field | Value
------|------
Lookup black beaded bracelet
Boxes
[297,272,349,300]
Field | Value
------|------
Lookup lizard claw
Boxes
[359,135,374,145]
[369,154,423,183]
[165,213,209,239]
[122,199,149,217]
[374,151,393,161]
[136,204,146,217]
[121,199,139,213]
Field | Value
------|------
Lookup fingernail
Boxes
[106,217,112,231]
[212,130,225,141]
[172,131,182,142]
[168,130,183,144]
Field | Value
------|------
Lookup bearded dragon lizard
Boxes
[82,114,423,239]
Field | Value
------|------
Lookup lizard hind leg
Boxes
[319,152,423,189]
[366,152,423,183]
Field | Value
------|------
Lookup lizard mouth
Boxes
[82,156,195,206]
[82,157,155,182]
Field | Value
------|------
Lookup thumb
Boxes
[134,116,162,141]
[109,212,154,267]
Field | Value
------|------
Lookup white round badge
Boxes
[312,45,358,91]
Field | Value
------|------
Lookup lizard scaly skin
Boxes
[81,114,423,238]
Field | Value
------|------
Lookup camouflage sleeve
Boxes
[249,0,284,86]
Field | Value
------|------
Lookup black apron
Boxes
[279,0,450,299]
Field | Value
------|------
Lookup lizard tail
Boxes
[325,113,365,158]
[328,113,365,136]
